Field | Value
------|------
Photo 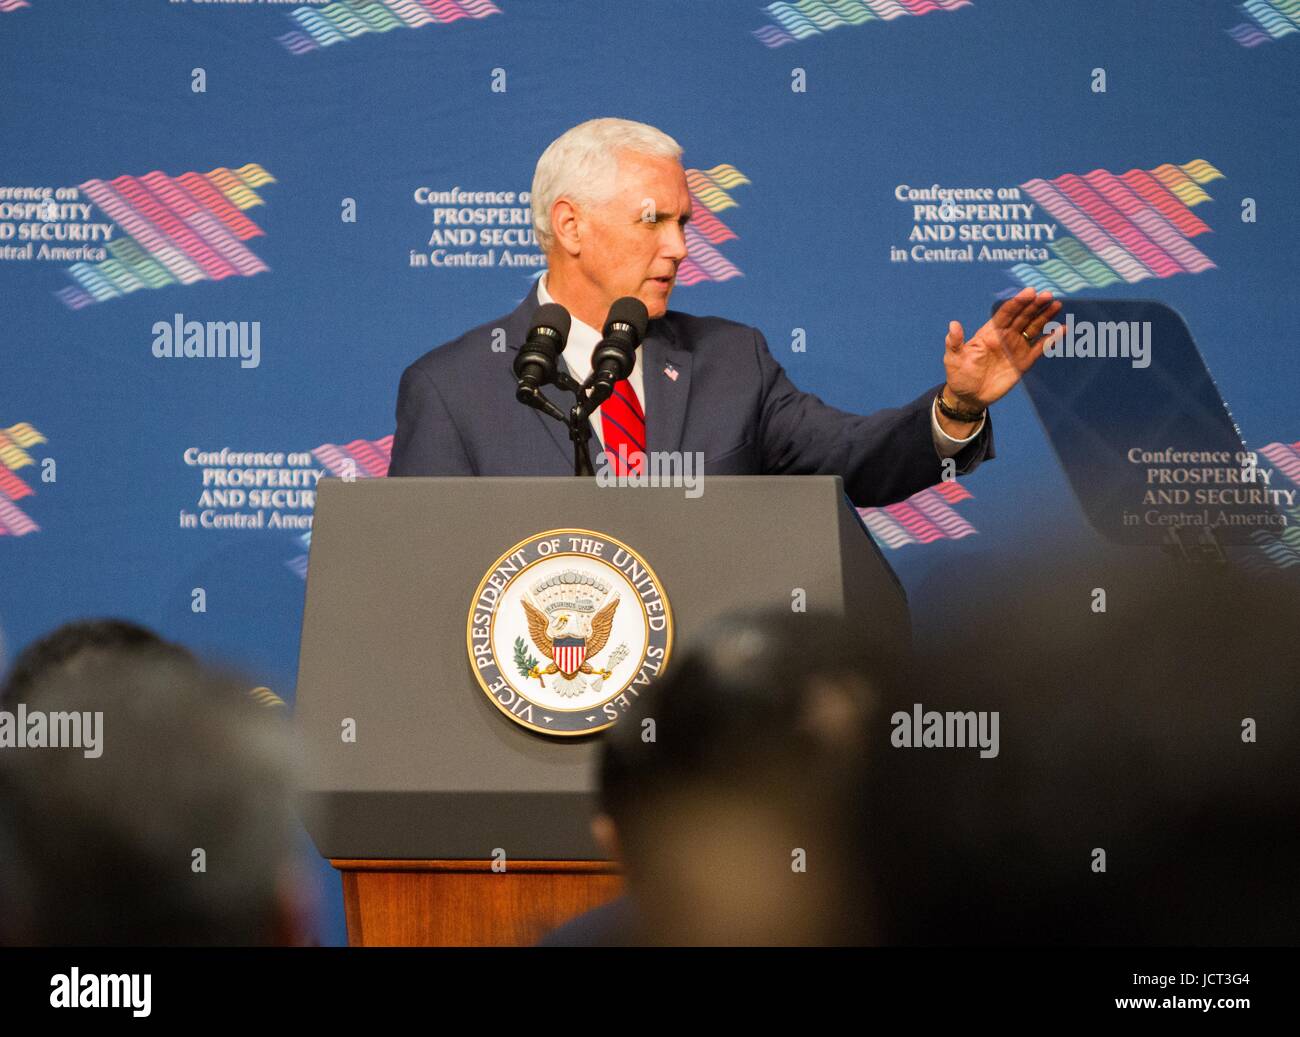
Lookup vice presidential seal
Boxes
[466,529,673,736]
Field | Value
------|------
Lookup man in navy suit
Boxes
[388,118,1061,506]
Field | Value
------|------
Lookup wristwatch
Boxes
[936,388,986,424]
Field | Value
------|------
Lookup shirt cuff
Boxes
[931,396,986,458]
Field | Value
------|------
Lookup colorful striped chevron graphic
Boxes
[1242,440,1300,571]
[312,434,394,479]
[1227,0,1300,46]
[0,423,48,538]
[857,479,977,549]
[753,0,971,48]
[1259,440,1300,487]
[999,160,1223,298]
[1242,504,1300,571]
[277,0,501,55]
[678,164,751,286]
[286,434,394,576]
[56,164,277,310]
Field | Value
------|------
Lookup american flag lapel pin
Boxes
[663,363,678,382]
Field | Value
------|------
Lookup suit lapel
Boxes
[504,281,574,467]
[641,318,691,456]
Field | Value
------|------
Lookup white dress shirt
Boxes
[537,274,643,452]
[536,272,982,457]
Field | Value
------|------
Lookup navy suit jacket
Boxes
[388,284,994,507]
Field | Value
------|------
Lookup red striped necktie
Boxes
[600,379,646,474]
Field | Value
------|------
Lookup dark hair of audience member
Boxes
[1,618,194,708]
[864,558,1300,945]
[597,610,899,945]
[0,636,306,946]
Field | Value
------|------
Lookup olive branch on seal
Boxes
[513,637,539,680]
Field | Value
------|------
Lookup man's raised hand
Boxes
[942,287,1064,409]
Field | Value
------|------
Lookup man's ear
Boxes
[550,197,582,257]
[590,812,621,862]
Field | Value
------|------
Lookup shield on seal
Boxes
[552,636,586,677]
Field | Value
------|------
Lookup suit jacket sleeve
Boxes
[387,363,475,476]
[753,328,994,507]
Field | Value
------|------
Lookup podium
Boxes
[295,475,908,945]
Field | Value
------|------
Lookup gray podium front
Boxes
[295,475,907,945]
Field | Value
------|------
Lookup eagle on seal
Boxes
[522,595,619,681]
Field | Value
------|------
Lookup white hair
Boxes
[531,117,683,252]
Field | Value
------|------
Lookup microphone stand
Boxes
[514,363,597,475]
[517,340,635,478]
[553,370,596,477]
[517,369,598,477]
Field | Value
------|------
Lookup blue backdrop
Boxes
[2,0,1297,944]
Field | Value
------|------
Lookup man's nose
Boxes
[661,222,688,263]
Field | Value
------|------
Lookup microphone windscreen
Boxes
[603,297,649,342]
[531,302,572,341]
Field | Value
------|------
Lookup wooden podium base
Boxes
[330,859,623,946]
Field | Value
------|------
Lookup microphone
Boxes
[583,297,649,414]
[513,303,571,409]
